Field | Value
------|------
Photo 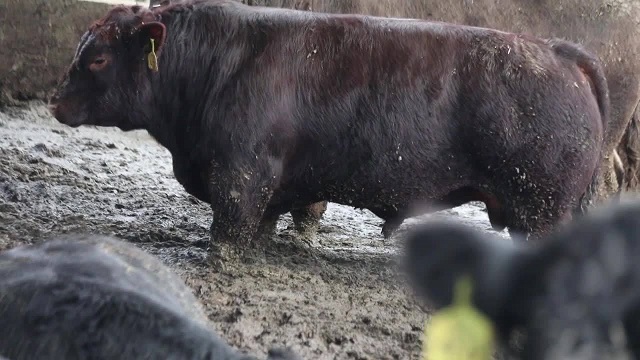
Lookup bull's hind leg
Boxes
[504,196,576,242]
[368,207,403,239]
[439,187,507,232]
[290,201,328,238]
[382,218,404,239]
[500,153,597,242]
[256,212,279,241]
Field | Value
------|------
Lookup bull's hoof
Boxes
[267,348,303,360]
[291,202,327,237]
[212,236,270,266]
[241,247,268,265]
[298,242,319,261]
[205,242,243,271]
[205,250,227,271]
[261,231,320,261]
[381,221,400,239]
[294,221,320,243]
[209,223,265,267]
[253,226,277,244]
[257,218,278,239]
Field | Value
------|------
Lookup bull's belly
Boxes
[326,187,456,216]
[272,173,470,220]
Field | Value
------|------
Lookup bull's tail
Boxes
[575,156,603,216]
[548,38,611,215]
[613,148,625,191]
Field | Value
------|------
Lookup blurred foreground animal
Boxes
[0,234,299,360]
[405,198,640,359]
[49,0,606,264]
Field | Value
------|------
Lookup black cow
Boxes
[0,234,299,360]
[49,0,607,263]
[404,198,640,359]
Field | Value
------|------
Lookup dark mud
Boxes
[0,102,506,360]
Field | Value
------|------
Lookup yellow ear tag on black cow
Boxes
[422,276,495,360]
[147,38,159,72]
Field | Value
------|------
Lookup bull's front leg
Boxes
[207,162,275,266]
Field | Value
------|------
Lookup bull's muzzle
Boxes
[47,99,84,128]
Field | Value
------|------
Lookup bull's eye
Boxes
[89,56,109,72]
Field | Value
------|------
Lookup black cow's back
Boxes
[0,235,254,360]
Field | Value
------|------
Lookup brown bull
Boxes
[50,0,607,263]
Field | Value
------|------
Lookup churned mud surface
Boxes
[0,102,508,360]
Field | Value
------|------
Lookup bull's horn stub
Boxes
[422,275,496,360]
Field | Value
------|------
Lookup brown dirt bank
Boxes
[0,0,110,106]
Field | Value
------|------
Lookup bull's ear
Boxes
[139,21,167,55]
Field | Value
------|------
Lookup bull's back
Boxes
[298,0,640,171]
[193,1,599,145]
[258,12,604,204]
[266,13,597,147]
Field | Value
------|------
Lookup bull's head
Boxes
[48,6,166,131]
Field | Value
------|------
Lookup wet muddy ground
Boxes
[0,102,508,360]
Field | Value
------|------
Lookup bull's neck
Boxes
[141,7,262,157]
[145,51,247,159]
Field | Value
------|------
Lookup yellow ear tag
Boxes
[147,38,159,72]
[422,276,495,360]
